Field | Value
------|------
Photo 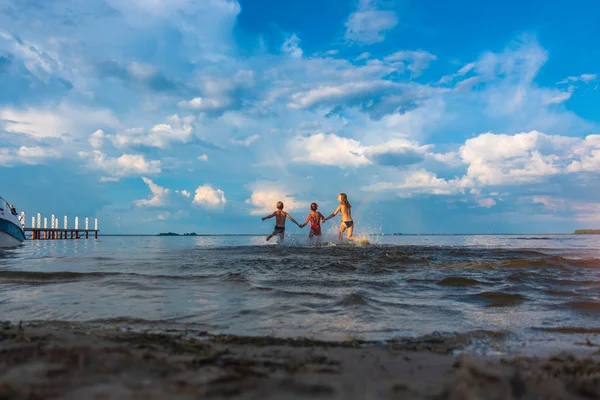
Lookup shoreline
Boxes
[2,321,600,399]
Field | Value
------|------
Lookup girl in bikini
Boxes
[300,203,325,242]
[324,193,355,241]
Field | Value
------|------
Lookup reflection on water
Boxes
[1,234,600,353]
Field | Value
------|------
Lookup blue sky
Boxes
[1,0,599,234]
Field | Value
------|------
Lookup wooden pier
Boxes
[19,213,99,240]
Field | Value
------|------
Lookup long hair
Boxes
[339,193,351,209]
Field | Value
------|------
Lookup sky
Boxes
[1,0,599,234]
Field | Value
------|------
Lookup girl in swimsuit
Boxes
[300,203,325,241]
[324,193,355,241]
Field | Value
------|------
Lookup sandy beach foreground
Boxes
[1,322,600,399]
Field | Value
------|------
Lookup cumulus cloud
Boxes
[362,170,459,197]
[193,184,226,208]
[289,133,369,167]
[364,139,431,167]
[0,104,120,139]
[106,115,194,149]
[0,146,62,166]
[198,154,208,161]
[458,131,578,186]
[245,181,306,215]
[176,190,191,198]
[178,70,255,116]
[81,150,161,181]
[344,0,398,44]
[289,133,440,168]
[135,177,170,207]
[473,198,497,208]
[89,129,105,149]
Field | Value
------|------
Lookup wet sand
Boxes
[2,322,600,399]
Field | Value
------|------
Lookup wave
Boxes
[567,301,600,311]
[470,291,527,307]
[437,277,485,286]
[334,292,370,308]
[533,327,600,334]
[0,270,214,284]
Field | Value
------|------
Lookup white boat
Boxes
[0,197,25,248]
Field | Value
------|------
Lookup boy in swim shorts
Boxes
[261,201,300,241]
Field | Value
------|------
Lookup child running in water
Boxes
[299,203,325,241]
[324,193,355,241]
[261,201,300,241]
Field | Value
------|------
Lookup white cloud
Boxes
[0,108,70,138]
[287,80,436,118]
[89,129,106,149]
[557,74,597,85]
[231,134,260,146]
[384,50,437,77]
[545,91,573,104]
[0,146,62,166]
[364,139,432,167]
[81,150,161,181]
[245,181,306,215]
[0,30,62,82]
[344,0,398,44]
[281,34,303,58]
[473,198,497,208]
[198,154,208,161]
[110,116,194,149]
[135,177,170,207]
[178,97,229,112]
[566,135,600,172]
[361,170,459,197]
[176,189,191,198]
[193,184,226,208]
[0,105,120,139]
[458,131,578,186]
[289,133,369,167]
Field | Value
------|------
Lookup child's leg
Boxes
[346,224,356,241]
[279,232,285,241]
[339,223,347,241]
[266,233,274,241]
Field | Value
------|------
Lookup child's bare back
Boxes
[261,201,299,242]
[272,210,288,227]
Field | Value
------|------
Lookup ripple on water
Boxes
[468,291,527,307]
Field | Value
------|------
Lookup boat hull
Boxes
[0,231,23,248]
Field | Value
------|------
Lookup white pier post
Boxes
[44,218,47,229]
[85,217,89,230]
[94,218,98,231]
[37,213,41,229]
[75,217,79,230]
[51,215,55,229]
[64,216,68,229]
[19,212,25,228]
[31,217,35,229]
